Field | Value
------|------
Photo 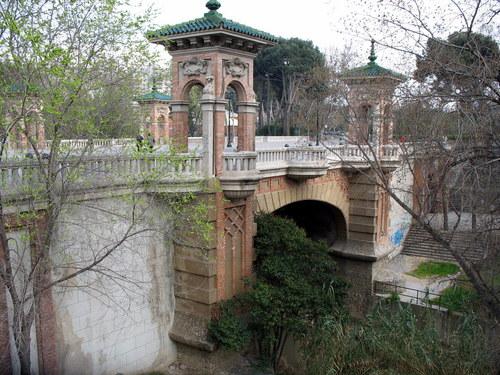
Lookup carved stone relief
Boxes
[181,57,208,77]
[224,58,247,78]
[203,75,215,96]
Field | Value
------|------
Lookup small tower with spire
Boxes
[341,40,405,146]
[135,81,172,144]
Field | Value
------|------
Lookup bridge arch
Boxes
[255,179,350,246]
[275,200,346,246]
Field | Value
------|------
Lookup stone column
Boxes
[213,100,227,177]
[237,102,258,152]
[170,101,189,151]
[200,96,216,177]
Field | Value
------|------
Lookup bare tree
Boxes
[336,0,500,320]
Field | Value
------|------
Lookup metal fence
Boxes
[374,281,443,307]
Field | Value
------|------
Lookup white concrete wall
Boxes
[5,229,39,375]
[380,161,414,257]
[51,195,176,374]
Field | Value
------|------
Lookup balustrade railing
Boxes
[2,143,402,195]
[45,138,135,150]
[0,154,202,198]
[223,152,257,173]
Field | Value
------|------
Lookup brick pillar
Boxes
[213,100,227,177]
[237,102,258,152]
[149,122,159,144]
[170,101,189,151]
[37,123,46,149]
[29,214,58,375]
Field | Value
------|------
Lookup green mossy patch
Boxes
[407,261,460,278]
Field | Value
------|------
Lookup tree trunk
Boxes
[441,186,449,231]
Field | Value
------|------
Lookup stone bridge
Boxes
[0,1,412,374]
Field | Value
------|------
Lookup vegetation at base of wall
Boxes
[407,261,460,278]
[304,301,497,375]
[431,285,479,312]
[208,214,347,374]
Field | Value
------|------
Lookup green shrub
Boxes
[431,285,478,312]
[209,214,347,373]
[208,300,251,351]
[407,261,460,278]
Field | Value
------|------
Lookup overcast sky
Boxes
[131,0,377,63]
[130,0,498,74]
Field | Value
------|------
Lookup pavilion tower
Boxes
[341,40,405,146]
[148,0,277,175]
[135,83,172,144]
[147,0,277,356]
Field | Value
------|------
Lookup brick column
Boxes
[31,215,58,375]
[237,102,258,152]
[170,101,189,151]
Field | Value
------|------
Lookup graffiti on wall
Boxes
[390,222,410,247]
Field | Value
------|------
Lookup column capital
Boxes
[170,100,189,112]
[237,102,259,113]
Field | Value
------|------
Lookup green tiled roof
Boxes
[147,0,278,43]
[342,40,405,81]
[136,86,171,102]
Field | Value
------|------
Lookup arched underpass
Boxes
[274,200,347,247]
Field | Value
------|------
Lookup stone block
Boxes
[349,231,376,243]
[349,205,377,217]
[174,255,217,277]
[175,297,213,318]
[175,272,217,290]
[349,188,377,200]
[349,223,376,234]
[174,281,218,305]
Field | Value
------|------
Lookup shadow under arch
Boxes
[274,200,347,247]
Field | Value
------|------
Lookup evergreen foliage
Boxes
[209,214,347,373]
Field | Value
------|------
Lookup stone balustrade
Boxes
[0,154,203,200]
[46,138,136,149]
[223,151,257,173]
[1,144,402,197]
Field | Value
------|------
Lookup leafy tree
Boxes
[209,214,347,373]
[255,38,325,135]
[415,31,500,106]
[0,1,205,374]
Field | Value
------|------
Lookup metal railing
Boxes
[374,281,443,307]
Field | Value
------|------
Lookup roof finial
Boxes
[206,0,221,12]
[369,39,377,63]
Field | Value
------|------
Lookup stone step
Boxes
[401,226,484,263]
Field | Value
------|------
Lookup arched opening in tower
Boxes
[274,200,347,247]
